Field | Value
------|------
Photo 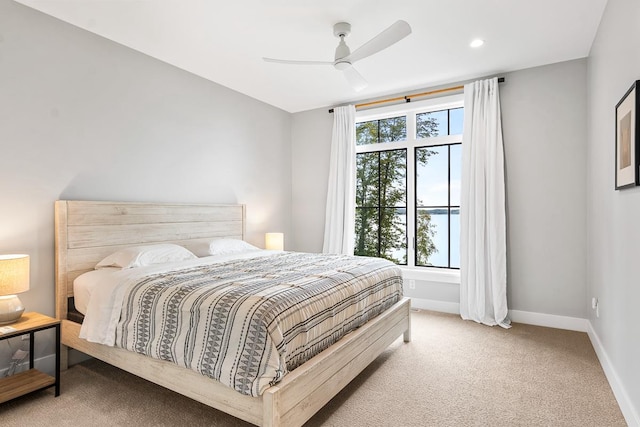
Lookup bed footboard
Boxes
[262,297,411,426]
[61,298,410,426]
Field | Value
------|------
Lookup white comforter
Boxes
[78,251,275,345]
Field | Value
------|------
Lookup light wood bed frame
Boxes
[54,200,411,426]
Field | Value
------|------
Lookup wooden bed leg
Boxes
[262,387,281,427]
[403,303,412,343]
[60,344,69,370]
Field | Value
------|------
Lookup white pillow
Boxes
[95,244,197,269]
[183,238,260,257]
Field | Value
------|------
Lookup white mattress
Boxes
[73,268,119,315]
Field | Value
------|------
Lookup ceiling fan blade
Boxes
[263,57,333,66]
[346,20,412,63]
[343,65,368,91]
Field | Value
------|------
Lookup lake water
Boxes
[391,211,460,268]
[427,211,460,268]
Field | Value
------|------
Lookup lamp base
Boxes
[0,295,25,325]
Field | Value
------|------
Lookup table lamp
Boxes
[265,233,284,251]
[0,254,30,324]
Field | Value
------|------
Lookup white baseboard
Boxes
[508,309,589,332]
[409,298,588,332]
[588,322,640,427]
[409,297,460,314]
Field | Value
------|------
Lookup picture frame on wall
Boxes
[615,80,640,190]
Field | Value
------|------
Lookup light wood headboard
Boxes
[54,200,245,320]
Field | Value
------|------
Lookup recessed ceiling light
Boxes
[470,39,484,48]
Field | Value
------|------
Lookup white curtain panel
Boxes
[460,78,510,328]
[323,105,356,255]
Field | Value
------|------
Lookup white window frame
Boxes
[355,94,463,284]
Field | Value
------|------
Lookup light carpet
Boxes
[0,310,626,426]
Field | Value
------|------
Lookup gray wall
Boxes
[0,1,291,367]
[291,59,588,318]
[587,0,640,421]
[500,59,588,318]
[291,108,332,253]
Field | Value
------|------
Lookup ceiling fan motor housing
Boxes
[333,22,351,38]
[333,22,352,66]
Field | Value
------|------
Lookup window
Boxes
[355,149,407,264]
[354,95,463,270]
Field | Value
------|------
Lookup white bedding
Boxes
[73,268,118,315]
[75,250,276,345]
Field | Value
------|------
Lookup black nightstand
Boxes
[0,312,60,403]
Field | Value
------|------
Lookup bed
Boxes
[54,200,411,426]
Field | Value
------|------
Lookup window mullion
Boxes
[377,151,382,258]
[447,144,451,268]
[406,113,416,268]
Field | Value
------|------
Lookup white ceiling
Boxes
[15,0,608,113]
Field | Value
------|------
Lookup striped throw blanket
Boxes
[116,252,403,396]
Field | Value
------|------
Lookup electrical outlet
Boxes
[408,279,415,290]
[592,297,600,318]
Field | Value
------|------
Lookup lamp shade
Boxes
[265,233,284,251]
[0,254,30,296]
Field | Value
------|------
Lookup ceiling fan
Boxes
[263,20,412,92]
